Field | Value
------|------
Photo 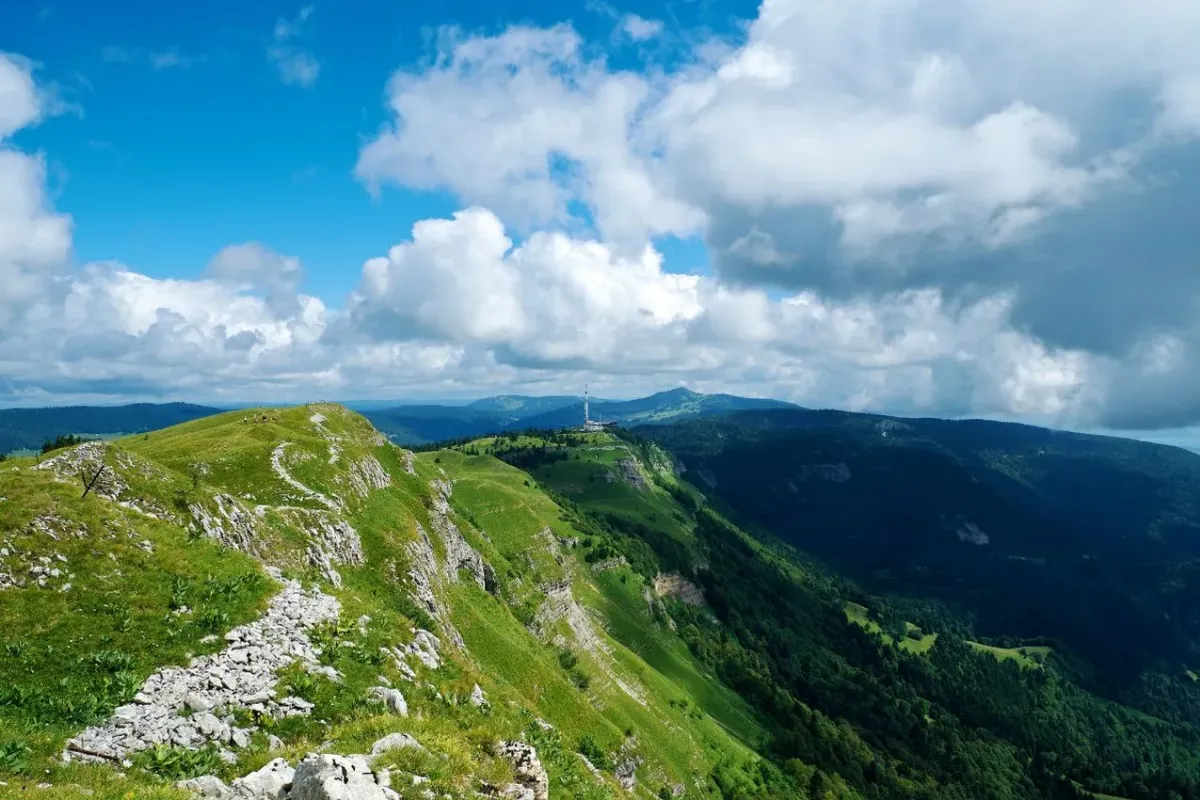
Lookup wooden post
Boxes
[81,465,106,499]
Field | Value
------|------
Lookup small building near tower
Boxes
[579,384,615,432]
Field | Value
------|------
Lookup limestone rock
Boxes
[348,456,391,498]
[367,686,408,716]
[407,629,442,670]
[404,524,465,650]
[615,458,650,491]
[652,573,705,607]
[494,741,549,800]
[615,737,643,792]
[189,494,262,555]
[469,683,488,708]
[66,579,339,764]
[177,775,231,798]
[230,758,294,799]
[289,753,398,800]
[370,732,426,758]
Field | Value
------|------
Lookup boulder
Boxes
[370,732,426,758]
[494,741,549,800]
[367,686,408,716]
[177,775,231,798]
[289,753,398,800]
[229,757,294,799]
[469,684,488,708]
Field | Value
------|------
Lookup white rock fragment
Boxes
[367,686,408,716]
[369,733,426,759]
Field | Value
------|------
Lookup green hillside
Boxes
[5,405,1200,800]
[641,409,1200,694]
[463,427,1200,800]
[0,406,766,800]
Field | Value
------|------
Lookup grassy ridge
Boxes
[0,407,781,799]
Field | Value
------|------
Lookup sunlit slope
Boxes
[0,405,779,800]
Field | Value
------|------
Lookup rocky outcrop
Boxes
[177,775,232,798]
[0,548,73,592]
[348,456,391,498]
[37,442,125,500]
[402,478,494,648]
[615,737,643,791]
[37,442,171,519]
[66,577,339,764]
[590,556,628,573]
[436,513,488,591]
[382,627,443,681]
[28,512,88,540]
[290,753,398,800]
[535,580,648,707]
[290,510,363,588]
[494,741,549,800]
[180,752,401,800]
[191,494,263,556]
[652,572,705,607]
[405,523,466,650]
[429,479,453,515]
[615,458,650,492]
[406,523,441,617]
[270,444,342,512]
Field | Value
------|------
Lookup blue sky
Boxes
[6,0,1200,445]
[8,0,728,300]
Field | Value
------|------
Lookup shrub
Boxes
[577,734,613,771]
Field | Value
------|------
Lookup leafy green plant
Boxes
[0,740,31,774]
[197,608,230,632]
[133,744,224,780]
[89,648,136,673]
[169,575,190,611]
[278,665,319,699]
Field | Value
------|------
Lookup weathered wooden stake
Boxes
[81,465,106,499]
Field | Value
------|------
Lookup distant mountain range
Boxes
[0,403,221,455]
[363,387,800,444]
[0,390,798,454]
